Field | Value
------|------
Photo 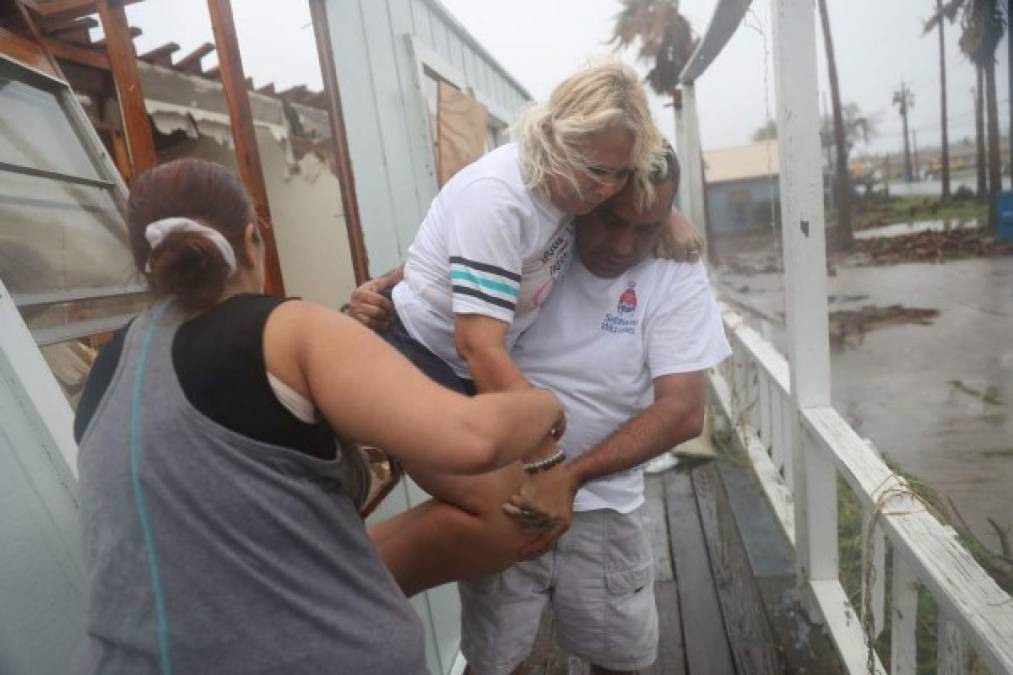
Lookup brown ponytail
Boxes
[128,159,256,313]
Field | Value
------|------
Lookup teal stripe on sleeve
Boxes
[449,270,520,297]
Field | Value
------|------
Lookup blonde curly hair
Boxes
[512,62,662,211]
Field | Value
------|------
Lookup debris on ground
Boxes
[828,293,870,304]
[856,229,1013,264]
[948,380,1005,406]
[719,255,782,276]
[829,305,939,346]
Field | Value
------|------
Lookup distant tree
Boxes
[893,83,916,182]
[817,0,854,248]
[958,0,1006,216]
[975,69,988,200]
[923,0,963,200]
[820,103,876,155]
[609,0,698,99]
[752,119,777,142]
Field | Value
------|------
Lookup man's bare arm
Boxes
[568,371,706,485]
[507,371,707,559]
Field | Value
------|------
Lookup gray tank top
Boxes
[75,302,427,674]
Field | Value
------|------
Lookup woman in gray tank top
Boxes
[74,158,563,675]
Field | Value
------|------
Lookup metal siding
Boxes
[360,1,431,262]
[327,0,403,273]
[409,0,434,45]
[0,282,86,675]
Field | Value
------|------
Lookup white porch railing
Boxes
[708,304,1013,675]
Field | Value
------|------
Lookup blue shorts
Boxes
[380,306,476,397]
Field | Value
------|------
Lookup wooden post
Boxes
[96,0,156,176]
[206,0,285,296]
[769,0,836,586]
[681,83,708,235]
[308,0,370,285]
[14,0,66,78]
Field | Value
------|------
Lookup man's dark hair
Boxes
[648,141,680,210]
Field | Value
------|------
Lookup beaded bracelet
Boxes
[522,449,566,475]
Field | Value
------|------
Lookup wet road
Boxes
[714,233,1013,553]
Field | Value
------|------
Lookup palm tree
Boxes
[815,0,858,248]
[975,69,988,200]
[924,0,964,200]
[893,83,916,182]
[609,0,697,101]
[958,0,1006,218]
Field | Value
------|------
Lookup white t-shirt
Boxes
[393,143,573,377]
[513,256,732,513]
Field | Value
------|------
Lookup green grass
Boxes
[847,195,987,231]
[713,416,1002,673]
[837,472,994,674]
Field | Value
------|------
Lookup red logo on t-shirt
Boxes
[618,282,637,314]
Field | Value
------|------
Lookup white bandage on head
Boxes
[144,217,238,277]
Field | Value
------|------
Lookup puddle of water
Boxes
[714,255,1013,554]
[854,218,980,240]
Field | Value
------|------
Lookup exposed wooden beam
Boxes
[202,64,219,79]
[207,0,285,296]
[43,35,110,69]
[43,15,97,36]
[97,0,155,175]
[21,0,140,24]
[309,0,369,284]
[21,0,141,22]
[14,0,66,77]
[0,25,58,76]
[59,58,112,94]
[278,84,308,99]
[174,40,214,74]
[92,24,141,48]
[138,40,179,67]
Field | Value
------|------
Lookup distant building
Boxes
[704,141,781,235]
[703,140,835,235]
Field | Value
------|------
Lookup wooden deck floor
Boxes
[518,458,843,675]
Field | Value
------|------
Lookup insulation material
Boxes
[436,81,488,186]
[146,98,288,148]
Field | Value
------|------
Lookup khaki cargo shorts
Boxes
[459,505,658,674]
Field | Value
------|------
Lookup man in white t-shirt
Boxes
[459,148,731,675]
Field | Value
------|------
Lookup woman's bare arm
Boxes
[263,301,562,475]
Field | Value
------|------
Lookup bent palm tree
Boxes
[959,0,1006,223]
[609,0,697,99]
[924,0,963,200]
[817,0,856,248]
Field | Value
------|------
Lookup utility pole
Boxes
[893,81,915,182]
[884,154,891,197]
[912,129,920,181]
[975,74,987,201]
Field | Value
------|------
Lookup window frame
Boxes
[0,54,148,347]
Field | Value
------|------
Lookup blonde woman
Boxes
[361,63,662,594]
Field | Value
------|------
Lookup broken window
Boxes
[0,58,149,407]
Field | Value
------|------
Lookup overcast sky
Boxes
[119,0,1009,157]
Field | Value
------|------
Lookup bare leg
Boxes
[369,463,537,596]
